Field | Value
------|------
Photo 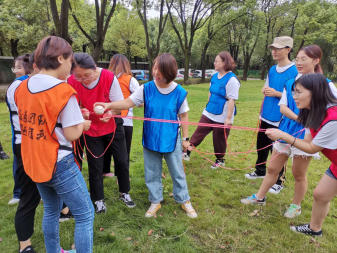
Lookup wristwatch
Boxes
[182,137,190,141]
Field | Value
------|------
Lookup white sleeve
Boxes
[328,82,337,99]
[129,77,140,93]
[278,89,288,106]
[129,85,144,106]
[109,76,124,102]
[59,95,84,128]
[312,121,337,149]
[178,98,189,114]
[225,77,240,100]
[264,75,269,87]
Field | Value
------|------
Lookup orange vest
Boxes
[15,79,76,183]
[118,74,132,117]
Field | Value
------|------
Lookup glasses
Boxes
[292,90,302,98]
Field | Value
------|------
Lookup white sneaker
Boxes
[245,171,265,179]
[268,184,284,194]
[145,203,161,218]
[94,200,106,213]
[182,152,190,161]
[181,201,198,218]
[8,198,20,205]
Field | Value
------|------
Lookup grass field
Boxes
[0,80,336,252]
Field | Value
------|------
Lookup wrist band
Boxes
[291,137,296,147]
[182,137,190,141]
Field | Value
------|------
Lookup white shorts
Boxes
[273,142,320,159]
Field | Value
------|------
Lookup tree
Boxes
[135,0,171,79]
[49,0,72,43]
[166,0,229,82]
[105,8,146,61]
[71,0,117,61]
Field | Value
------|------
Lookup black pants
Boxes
[85,123,130,201]
[255,120,285,185]
[14,144,41,241]
[123,126,133,163]
[74,135,85,170]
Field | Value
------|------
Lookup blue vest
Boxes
[142,81,187,153]
[205,72,238,115]
[278,78,305,141]
[5,75,29,149]
[261,65,297,122]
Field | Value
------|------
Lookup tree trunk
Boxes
[10,39,19,58]
[82,44,87,52]
[200,42,210,82]
[260,66,267,80]
[92,42,103,62]
[242,55,250,81]
[183,50,190,83]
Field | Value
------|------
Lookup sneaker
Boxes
[181,200,197,218]
[145,203,161,218]
[268,184,284,194]
[182,152,190,161]
[119,193,136,208]
[245,171,265,179]
[20,245,36,253]
[103,172,114,177]
[8,197,20,205]
[290,224,322,237]
[0,151,9,160]
[241,194,266,205]
[284,203,301,218]
[94,200,106,214]
[210,159,224,169]
[59,210,73,222]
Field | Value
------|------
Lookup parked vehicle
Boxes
[205,69,217,78]
[191,69,202,78]
[131,69,149,81]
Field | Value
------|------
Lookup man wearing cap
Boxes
[245,36,298,194]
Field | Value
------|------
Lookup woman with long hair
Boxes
[266,73,337,236]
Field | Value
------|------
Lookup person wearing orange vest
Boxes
[69,53,135,212]
[108,54,140,165]
[15,36,94,253]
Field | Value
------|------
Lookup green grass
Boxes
[0,80,336,252]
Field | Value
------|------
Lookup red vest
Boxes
[68,69,116,137]
[15,79,76,183]
[310,106,337,177]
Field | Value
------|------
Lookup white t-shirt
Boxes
[130,81,189,114]
[27,74,84,161]
[261,62,296,127]
[6,79,23,144]
[119,76,140,127]
[202,76,240,124]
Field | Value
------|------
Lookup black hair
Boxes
[14,53,33,75]
[295,73,337,129]
[72,52,96,70]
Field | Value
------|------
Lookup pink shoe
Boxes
[103,172,115,177]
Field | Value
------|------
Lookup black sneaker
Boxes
[59,210,73,222]
[120,193,136,208]
[290,224,322,237]
[20,245,36,253]
[94,200,106,213]
[0,151,9,160]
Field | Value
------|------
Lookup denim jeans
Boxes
[143,134,190,204]
[36,154,94,253]
[12,154,21,199]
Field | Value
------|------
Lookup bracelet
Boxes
[182,137,190,141]
[291,137,296,147]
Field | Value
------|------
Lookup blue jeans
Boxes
[143,134,190,204]
[12,154,21,199]
[36,154,94,253]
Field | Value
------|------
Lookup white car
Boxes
[205,69,217,78]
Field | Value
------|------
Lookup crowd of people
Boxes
[2,35,336,252]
